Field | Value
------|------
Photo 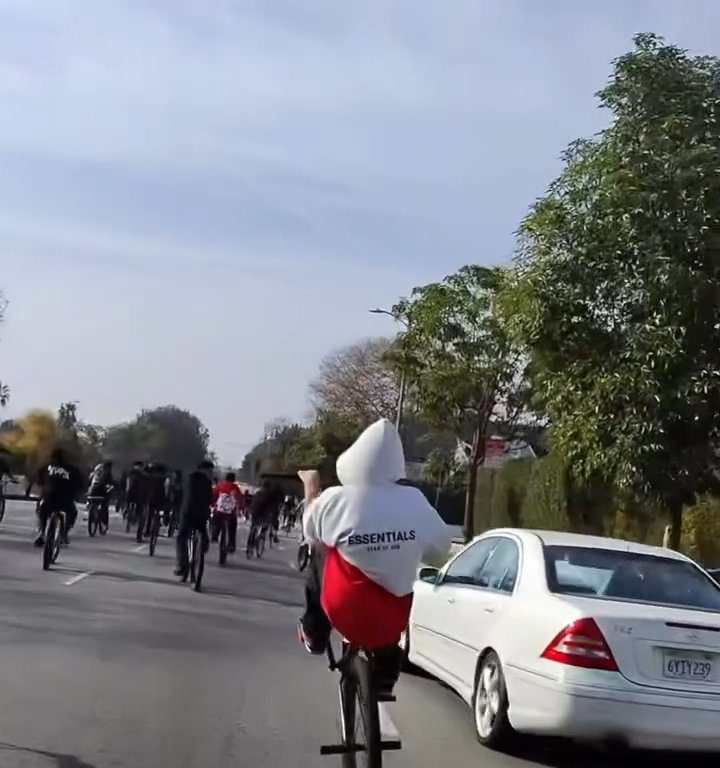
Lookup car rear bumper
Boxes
[506,665,720,751]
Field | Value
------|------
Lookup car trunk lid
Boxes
[562,597,720,693]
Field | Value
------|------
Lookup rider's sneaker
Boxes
[297,620,326,655]
[33,532,44,547]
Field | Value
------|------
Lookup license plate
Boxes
[663,651,715,681]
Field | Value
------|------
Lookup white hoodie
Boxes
[304,419,451,597]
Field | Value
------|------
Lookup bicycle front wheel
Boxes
[297,543,310,572]
[0,494,5,523]
[347,654,382,768]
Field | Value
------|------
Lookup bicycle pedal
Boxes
[320,743,365,756]
[376,692,396,703]
[380,740,402,752]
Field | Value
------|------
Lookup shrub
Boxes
[490,458,533,527]
[681,495,720,566]
[521,453,571,530]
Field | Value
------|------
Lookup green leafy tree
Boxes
[103,406,210,470]
[503,34,720,549]
[393,265,520,540]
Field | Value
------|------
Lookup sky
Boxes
[0,0,719,464]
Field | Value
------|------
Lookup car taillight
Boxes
[541,618,618,671]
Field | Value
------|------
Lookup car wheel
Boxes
[473,651,513,749]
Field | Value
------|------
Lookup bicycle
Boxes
[42,505,67,571]
[125,501,138,533]
[167,507,180,538]
[86,496,109,537]
[147,506,162,556]
[297,540,311,572]
[246,521,269,559]
[321,640,401,767]
[182,526,205,592]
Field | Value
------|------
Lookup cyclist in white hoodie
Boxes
[298,419,451,690]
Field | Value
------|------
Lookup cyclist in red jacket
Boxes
[212,471,244,553]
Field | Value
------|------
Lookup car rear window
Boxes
[544,545,720,611]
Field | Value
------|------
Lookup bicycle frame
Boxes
[320,639,401,761]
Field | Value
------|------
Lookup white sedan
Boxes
[405,528,720,752]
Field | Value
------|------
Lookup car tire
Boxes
[473,651,513,749]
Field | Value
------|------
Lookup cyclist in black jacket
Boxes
[174,460,214,577]
[34,447,83,546]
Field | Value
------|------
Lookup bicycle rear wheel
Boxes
[219,519,227,565]
[255,529,266,558]
[0,494,5,523]
[88,503,98,537]
[193,531,205,592]
[99,503,109,535]
[345,654,382,768]
[149,512,160,556]
[42,515,57,571]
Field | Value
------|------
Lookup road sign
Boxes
[483,437,509,469]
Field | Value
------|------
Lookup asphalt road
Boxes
[0,499,715,768]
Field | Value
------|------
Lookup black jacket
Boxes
[147,474,167,509]
[38,462,83,506]
[125,468,147,503]
[182,470,213,523]
[249,485,282,524]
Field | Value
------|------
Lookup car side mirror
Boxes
[419,566,439,584]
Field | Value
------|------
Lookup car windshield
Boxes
[544,545,720,611]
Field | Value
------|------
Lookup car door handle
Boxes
[482,606,495,613]
[446,597,456,604]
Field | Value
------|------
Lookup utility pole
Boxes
[369,307,408,438]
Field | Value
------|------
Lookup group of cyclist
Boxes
[23,446,306,581]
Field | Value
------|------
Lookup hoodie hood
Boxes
[336,418,406,486]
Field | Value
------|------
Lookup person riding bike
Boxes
[174,460,214,577]
[298,418,451,694]
[115,469,128,515]
[125,461,147,537]
[211,471,244,553]
[34,447,84,547]
[0,449,17,495]
[247,479,282,548]
[143,462,168,538]
[164,469,184,529]
[87,460,114,527]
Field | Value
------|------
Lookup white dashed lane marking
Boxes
[64,571,92,586]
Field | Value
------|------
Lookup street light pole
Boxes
[370,307,407,437]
